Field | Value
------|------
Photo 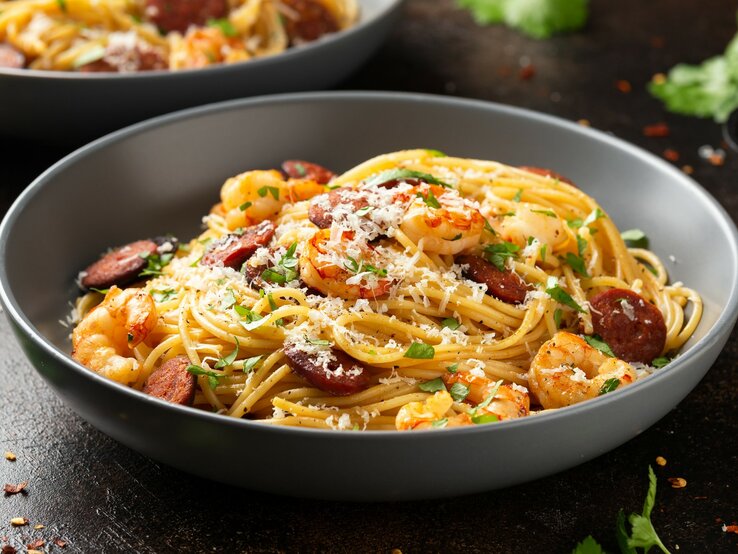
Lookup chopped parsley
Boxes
[267,293,284,326]
[214,337,239,369]
[242,355,262,373]
[513,189,523,202]
[545,276,585,313]
[531,208,557,218]
[425,149,447,157]
[417,189,442,209]
[471,413,500,425]
[431,418,449,428]
[483,241,520,271]
[553,308,563,328]
[355,206,373,216]
[234,304,267,331]
[363,168,452,188]
[598,377,621,395]
[207,18,237,37]
[441,318,461,330]
[446,363,458,373]
[418,378,446,392]
[239,201,253,211]
[446,233,463,241]
[651,356,671,369]
[261,242,299,284]
[584,335,616,357]
[576,235,588,256]
[305,336,331,347]
[403,342,435,359]
[257,185,280,200]
[483,217,498,236]
[139,252,174,277]
[540,244,548,263]
[448,382,470,402]
[89,287,109,295]
[564,252,590,277]
[151,288,177,303]
[186,364,225,390]
[568,208,605,229]
[344,256,388,277]
[621,229,650,249]
[219,289,237,310]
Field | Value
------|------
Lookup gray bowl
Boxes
[1,92,736,501]
[0,0,401,143]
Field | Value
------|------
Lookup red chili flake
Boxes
[708,152,725,166]
[519,65,535,80]
[616,80,632,93]
[53,538,67,548]
[663,149,680,162]
[650,36,666,48]
[1,545,16,554]
[26,540,44,550]
[724,525,738,534]
[643,123,670,137]
[3,482,27,495]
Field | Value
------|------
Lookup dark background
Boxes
[1,0,737,552]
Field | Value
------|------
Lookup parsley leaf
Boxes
[425,149,447,157]
[234,304,267,331]
[446,363,458,373]
[151,288,177,303]
[404,342,435,359]
[305,336,331,346]
[621,229,650,249]
[649,30,738,122]
[214,337,239,369]
[483,217,498,236]
[545,277,584,313]
[531,208,557,218]
[257,185,280,200]
[651,356,671,369]
[448,382,470,402]
[417,189,442,209]
[355,206,373,216]
[457,0,588,39]
[471,413,499,425]
[220,289,237,311]
[513,189,523,202]
[344,256,388,277]
[418,378,446,392]
[90,287,110,295]
[207,18,237,37]
[441,318,461,330]
[570,535,605,554]
[565,252,590,277]
[626,467,670,553]
[260,242,299,284]
[139,252,173,277]
[584,335,616,357]
[431,418,448,428]
[239,201,253,211]
[242,355,262,373]
[483,241,520,271]
[186,364,224,390]
[553,308,563,328]
[598,377,621,395]
[363,168,452,188]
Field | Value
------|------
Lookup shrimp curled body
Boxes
[527,331,637,409]
[71,286,158,385]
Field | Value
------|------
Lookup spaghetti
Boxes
[70,150,702,431]
[0,0,357,71]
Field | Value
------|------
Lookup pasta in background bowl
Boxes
[0,92,736,500]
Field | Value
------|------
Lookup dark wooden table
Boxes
[1,1,737,552]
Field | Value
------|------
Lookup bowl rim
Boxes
[0,0,401,80]
[2,90,737,440]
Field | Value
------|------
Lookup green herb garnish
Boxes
[441,318,461,330]
[214,337,239,369]
[483,241,520,271]
[257,185,280,200]
[139,252,173,277]
[584,335,616,358]
[621,229,649,249]
[418,378,446,392]
[545,276,585,313]
[187,364,225,390]
[363,168,452,188]
[448,382,470,402]
[403,342,435,359]
[598,377,621,395]
[151,288,176,303]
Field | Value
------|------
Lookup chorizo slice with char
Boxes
[457,254,531,305]
[0,43,25,69]
[281,160,335,184]
[308,187,369,229]
[589,288,666,364]
[518,166,576,187]
[143,355,196,405]
[278,0,339,44]
[81,239,158,290]
[283,344,369,396]
[201,220,275,269]
[144,0,228,34]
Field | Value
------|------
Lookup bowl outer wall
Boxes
[0,0,401,143]
[1,92,736,501]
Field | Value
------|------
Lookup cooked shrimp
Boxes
[527,331,637,409]
[71,286,158,385]
[444,372,530,420]
[396,390,464,430]
[220,169,325,230]
[493,204,574,254]
[399,184,484,255]
[299,229,393,299]
[169,27,250,70]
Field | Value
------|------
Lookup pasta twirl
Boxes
[71,150,701,431]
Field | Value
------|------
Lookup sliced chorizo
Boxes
[278,0,339,44]
[281,160,335,184]
[78,46,167,73]
[283,344,369,396]
[518,166,576,187]
[144,0,228,34]
[0,43,25,69]
[589,288,666,364]
[457,254,531,305]
[201,220,275,269]
[80,239,158,290]
[143,355,196,406]
[308,187,368,229]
